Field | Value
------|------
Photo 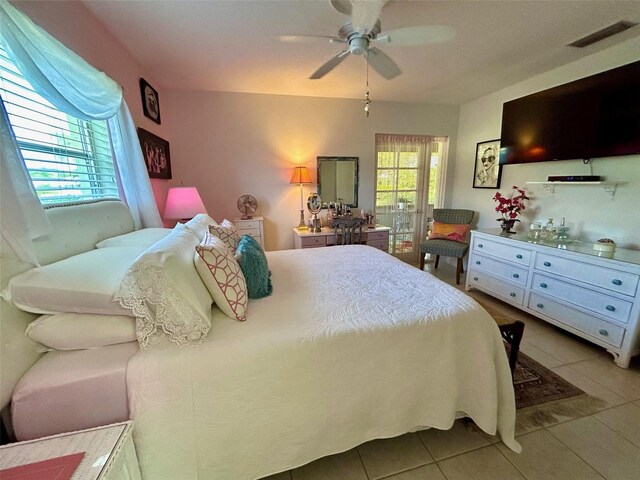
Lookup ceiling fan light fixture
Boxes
[350,36,369,55]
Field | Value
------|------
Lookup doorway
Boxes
[374,134,448,263]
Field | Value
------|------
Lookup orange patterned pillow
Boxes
[429,222,469,243]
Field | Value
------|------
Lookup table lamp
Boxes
[164,186,207,221]
[290,166,312,229]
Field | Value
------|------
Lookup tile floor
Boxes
[261,260,640,480]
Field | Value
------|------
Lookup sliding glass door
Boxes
[374,134,448,264]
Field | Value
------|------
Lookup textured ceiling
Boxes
[83,0,640,105]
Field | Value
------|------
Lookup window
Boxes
[0,46,118,206]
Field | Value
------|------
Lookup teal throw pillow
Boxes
[235,235,272,299]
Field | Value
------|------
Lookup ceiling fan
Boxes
[280,0,456,80]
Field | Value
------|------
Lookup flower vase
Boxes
[499,219,517,234]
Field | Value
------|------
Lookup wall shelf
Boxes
[526,181,625,198]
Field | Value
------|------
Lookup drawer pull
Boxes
[599,329,609,336]
[537,303,544,309]
[475,260,481,265]
[478,243,483,248]
[516,254,523,259]
[510,292,516,297]
[612,279,622,286]
[543,261,551,267]
[605,305,616,312]
[473,277,479,281]
[540,283,548,288]
[512,273,519,278]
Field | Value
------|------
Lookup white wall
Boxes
[163,89,459,251]
[451,36,640,250]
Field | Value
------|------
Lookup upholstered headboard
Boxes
[0,201,135,409]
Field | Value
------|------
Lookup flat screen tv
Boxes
[499,60,640,164]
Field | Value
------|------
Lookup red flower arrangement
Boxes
[493,186,529,222]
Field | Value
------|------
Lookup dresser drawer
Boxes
[532,273,633,324]
[470,253,529,286]
[534,253,639,297]
[239,228,261,237]
[367,231,389,241]
[472,236,532,266]
[300,236,326,248]
[235,220,261,230]
[528,293,625,348]
[468,270,525,305]
[367,239,389,251]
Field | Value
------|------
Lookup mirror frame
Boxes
[317,156,359,208]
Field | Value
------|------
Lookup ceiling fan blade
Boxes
[310,49,350,79]
[352,0,386,34]
[329,0,352,15]
[366,47,401,79]
[278,34,345,44]
[375,25,456,46]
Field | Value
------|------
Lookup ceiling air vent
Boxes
[567,21,638,48]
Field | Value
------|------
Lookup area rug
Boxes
[512,351,606,431]
[511,349,583,409]
[478,300,607,430]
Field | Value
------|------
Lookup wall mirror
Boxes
[317,156,359,208]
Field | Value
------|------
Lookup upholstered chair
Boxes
[419,209,474,284]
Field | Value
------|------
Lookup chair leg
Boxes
[434,255,440,269]
[509,321,525,375]
[419,254,425,271]
[456,258,463,284]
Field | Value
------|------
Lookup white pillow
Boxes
[5,246,147,315]
[209,219,240,250]
[183,214,218,240]
[115,226,213,347]
[95,228,173,248]
[195,232,247,321]
[26,313,136,351]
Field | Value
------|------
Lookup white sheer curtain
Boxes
[0,97,51,265]
[0,0,161,236]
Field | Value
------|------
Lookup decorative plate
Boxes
[237,194,258,219]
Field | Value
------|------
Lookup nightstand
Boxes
[0,421,141,479]
[234,216,264,247]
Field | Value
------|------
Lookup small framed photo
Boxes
[473,139,502,189]
[140,78,161,124]
[138,128,171,179]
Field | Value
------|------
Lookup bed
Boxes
[0,201,520,479]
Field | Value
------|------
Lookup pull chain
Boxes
[364,50,371,117]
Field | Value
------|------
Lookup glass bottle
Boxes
[545,218,556,240]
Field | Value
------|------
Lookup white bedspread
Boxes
[127,246,520,479]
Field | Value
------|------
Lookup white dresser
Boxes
[233,216,264,247]
[466,229,640,368]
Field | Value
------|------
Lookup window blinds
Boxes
[0,46,119,205]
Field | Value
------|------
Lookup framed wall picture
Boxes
[138,128,172,179]
[473,139,502,189]
[139,78,161,124]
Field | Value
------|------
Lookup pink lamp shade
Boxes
[164,187,207,219]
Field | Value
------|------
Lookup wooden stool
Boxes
[478,302,525,375]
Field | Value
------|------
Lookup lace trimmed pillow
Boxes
[114,226,213,347]
[195,232,248,321]
[209,219,240,251]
